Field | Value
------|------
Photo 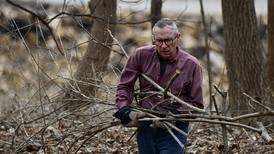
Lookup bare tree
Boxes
[268,0,274,93]
[151,0,162,29]
[221,0,265,116]
[65,0,117,103]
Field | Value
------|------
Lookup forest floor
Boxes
[1,117,274,153]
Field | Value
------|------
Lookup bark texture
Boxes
[151,0,162,29]
[65,0,116,105]
[268,0,274,93]
[222,0,264,116]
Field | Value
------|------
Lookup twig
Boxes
[141,74,206,113]
[165,124,185,150]
[214,85,227,98]
[6,0,64,55]
[163,69,181,98]
[139,117,261,133]
[138,106,274,123]
[9,17,64,91]
[243,92,272,111]
[107,29,129,58]
[127,129,138,142]
[212,95,228,153]
[70,121,120,154]
[199,0,213,109]
[136,108,186,150]
[165,122,188,137]
[151,98,170,110]
[48,11,152,25]
[14,101,93,152]
[133,108,187,137]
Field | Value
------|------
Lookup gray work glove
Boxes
[150,117,176,129]
[124,111,146,127]
[113,106,146,127]
[150,120,166,129]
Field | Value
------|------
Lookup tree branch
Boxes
[6,0,64,55]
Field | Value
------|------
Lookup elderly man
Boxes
[113,18,204,154]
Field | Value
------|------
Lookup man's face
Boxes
[153,26,179,60]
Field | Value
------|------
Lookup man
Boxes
[113,18,204,154]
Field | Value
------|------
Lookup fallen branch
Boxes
[257,122,273,143]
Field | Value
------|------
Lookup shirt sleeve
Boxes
[190,63,204,109]
[115,50,141,109]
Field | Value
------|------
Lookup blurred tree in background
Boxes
[64,0,117,108]
[150,0,162,29]
[268,0,274,94]
[222,0,265,116]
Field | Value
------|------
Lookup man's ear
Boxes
[175,33,181,43]
[151,35,155,43]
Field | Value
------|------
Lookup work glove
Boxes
[125,110,146,127]
[113,106,146,127]
[150,120,166,129]
[150,108,178,129]
[150,118,176,129]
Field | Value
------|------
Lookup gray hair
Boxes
[152,18,179,35]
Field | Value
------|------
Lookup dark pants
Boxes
[137,121,189,154]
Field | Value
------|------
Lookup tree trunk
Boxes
[268,0,274,93]
[151,0,162,29]
[221,0,265,116]
[64,0,116,106]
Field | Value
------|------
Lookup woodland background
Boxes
[0,0,274,153]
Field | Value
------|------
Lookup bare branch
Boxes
[243,92,272,111]
[6,0,64,55]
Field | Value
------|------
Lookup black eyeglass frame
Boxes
[152,35,178,47]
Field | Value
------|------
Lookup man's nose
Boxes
[161,42,168,48]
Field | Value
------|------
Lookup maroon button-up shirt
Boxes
[116,45,204,113]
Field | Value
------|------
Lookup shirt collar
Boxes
[153,46,180,63]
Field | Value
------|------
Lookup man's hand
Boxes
[150,120,166,129]
[113,106,146,127]
[124,111,146,127]
[150,119,176,129]
[149,113,177,129]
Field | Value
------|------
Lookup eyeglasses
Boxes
[153,36,178,47]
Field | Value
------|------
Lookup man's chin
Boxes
[159,55,171,60]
